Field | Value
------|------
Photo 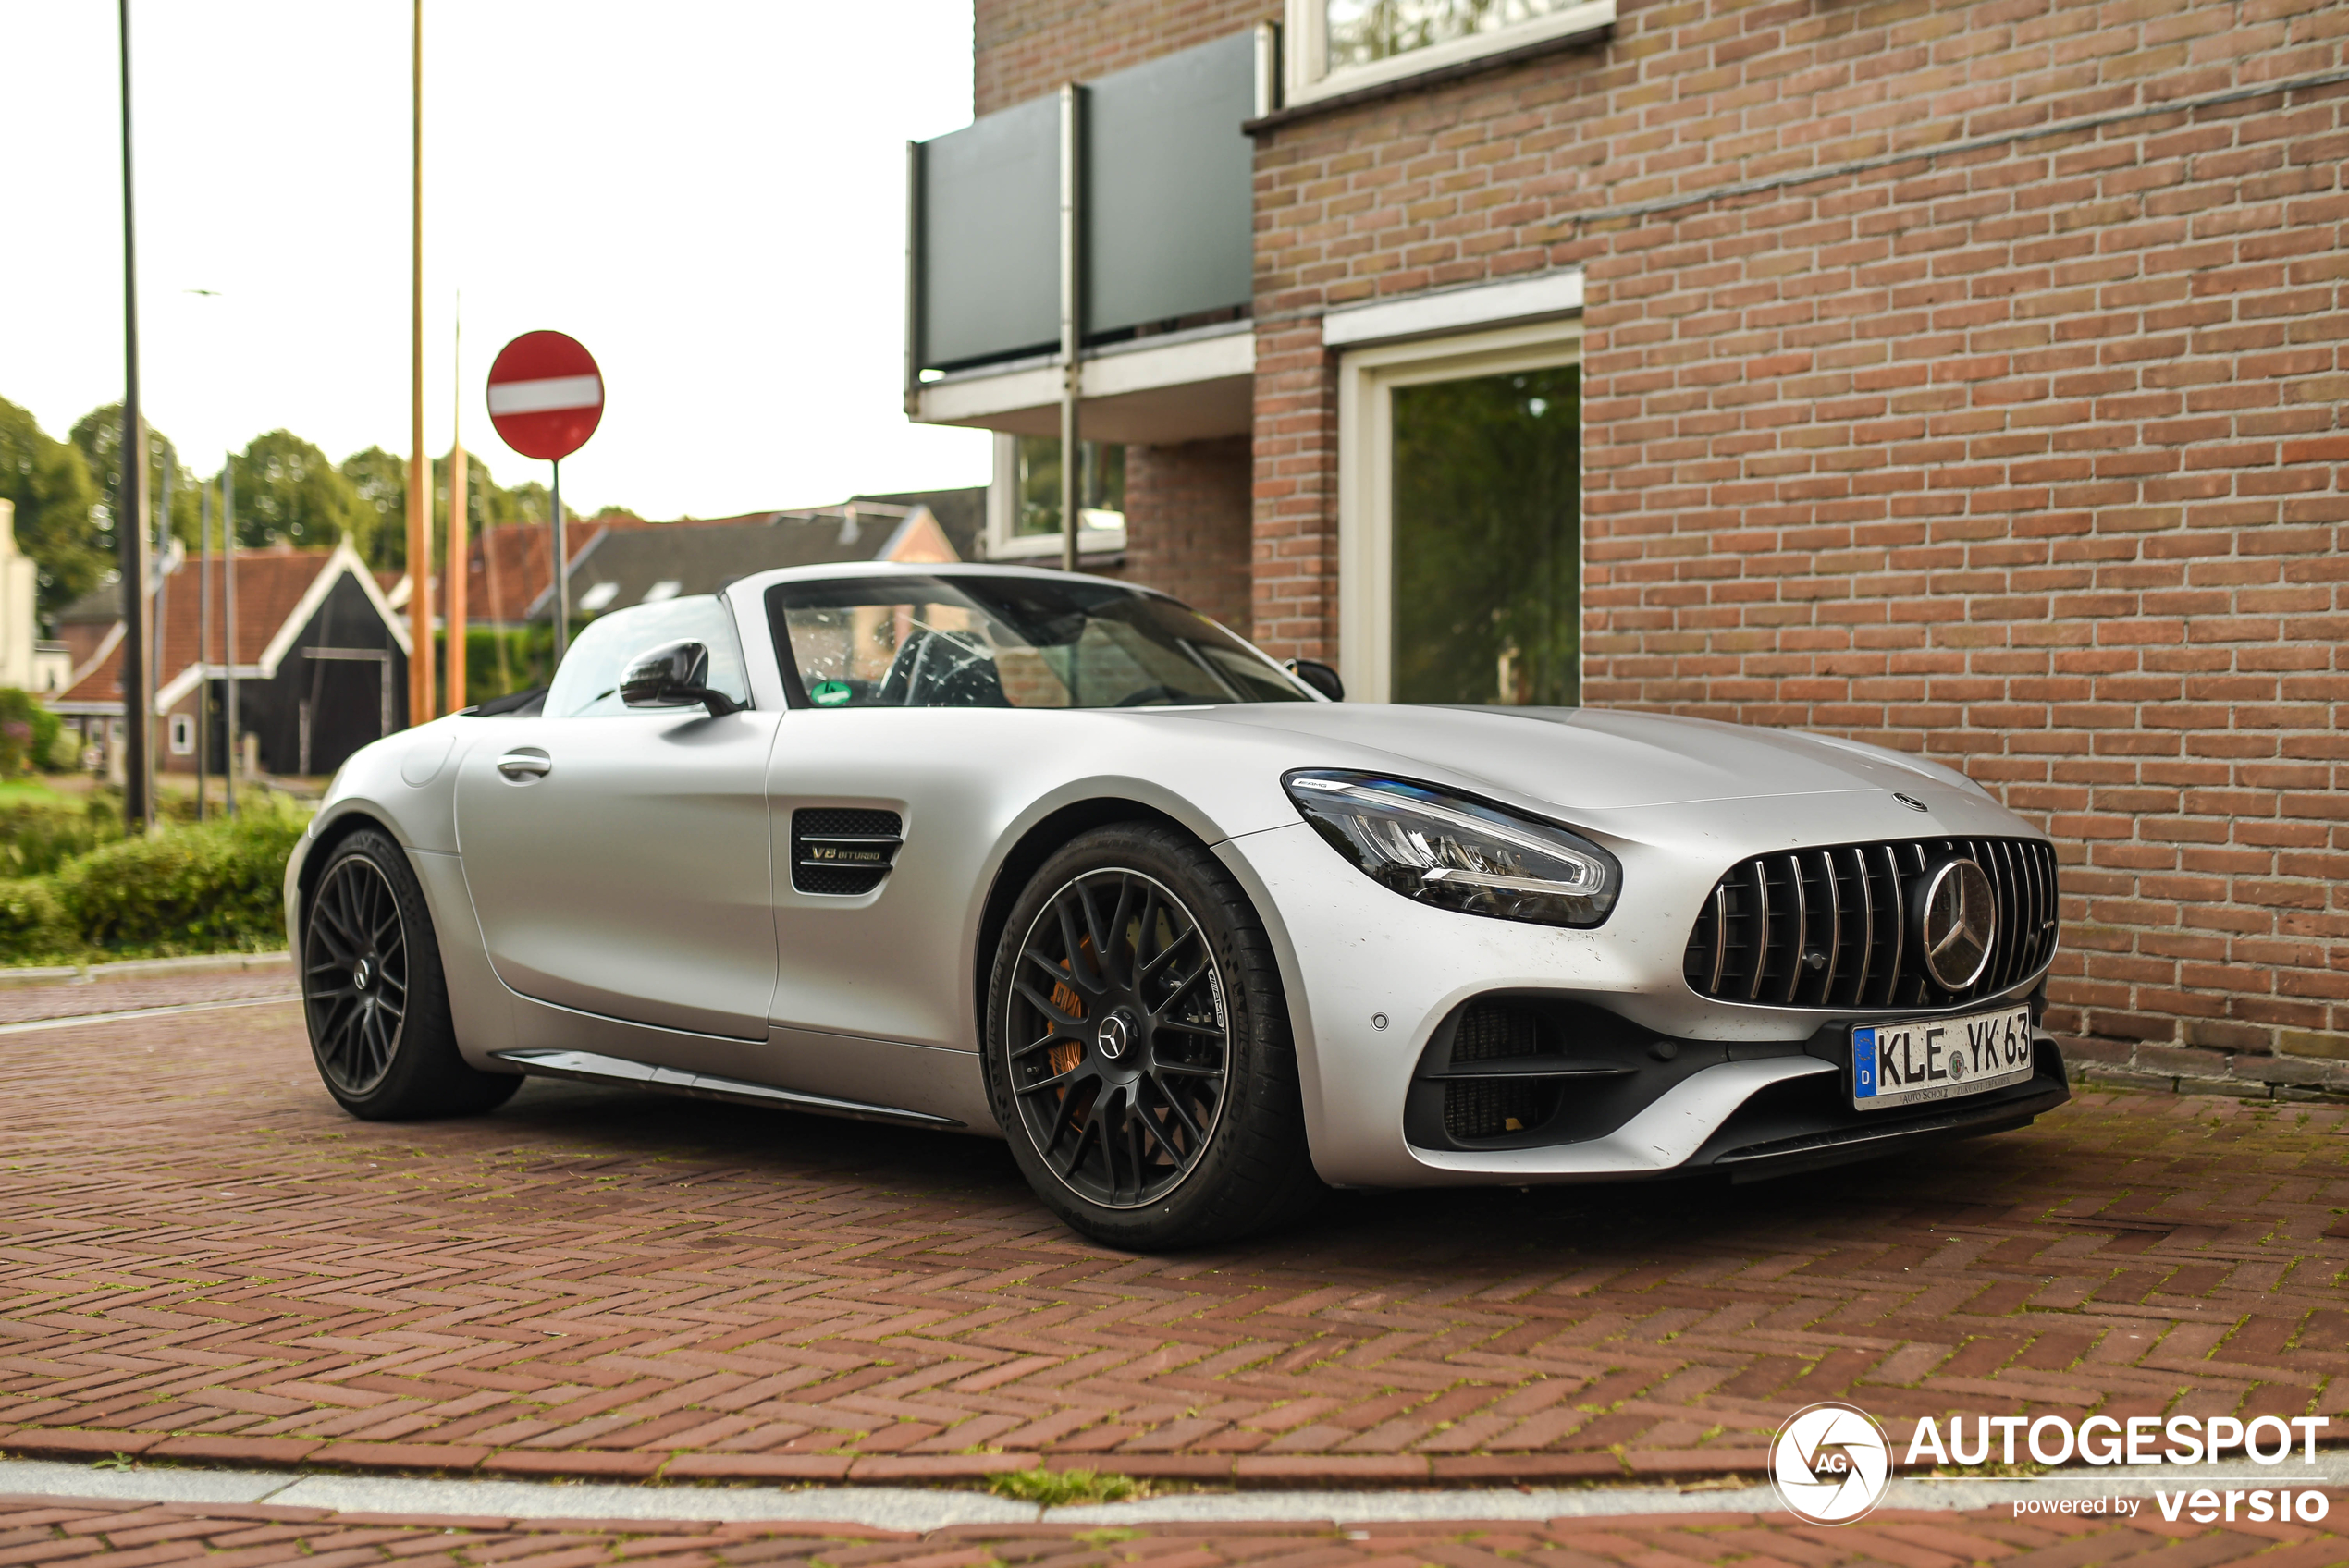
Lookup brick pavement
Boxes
[5,1496,2345,1568]
[0,976,2344,1486]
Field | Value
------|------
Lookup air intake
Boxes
[791,808,904,896]
[1681,837,2058,1011]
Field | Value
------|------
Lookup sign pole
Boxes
[550,459,567,664]
[485,328,602,669]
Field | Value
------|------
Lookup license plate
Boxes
[1852,1004,2034,1110]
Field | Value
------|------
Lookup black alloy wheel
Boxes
[984,822,1323,1249]
[305,851,411,1097]
[1005,868,1230,1208]
[301,827,520,1120]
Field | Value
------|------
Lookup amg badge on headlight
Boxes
[1284,770,1619,928]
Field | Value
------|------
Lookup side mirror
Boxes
[1285,657,1344,702]
[621,641,743,717]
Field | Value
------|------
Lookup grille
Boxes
[792,808,903,896]
[1445,1077,1547,1142]
[1681,837,2058,1011]
[1440,1001,1550,1141]
[1451,1001,1539,1063]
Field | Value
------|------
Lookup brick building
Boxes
[906,0,2349,1084]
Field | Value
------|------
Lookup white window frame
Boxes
[986,432,1130,561]
[1336,316,1583,703]
[169,712,195,755]
[1285,0,1616,107]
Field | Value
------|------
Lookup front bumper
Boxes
[1217,818,2064,1189]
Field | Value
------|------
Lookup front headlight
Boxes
[1284,770,1619,928]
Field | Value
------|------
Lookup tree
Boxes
[68,402,202,563]
[338,447,406,570]
[229,431,369,552]
[0,398,107,618]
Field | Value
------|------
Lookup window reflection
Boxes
[1390,365,1580,706]
[1326,0,1583,67]
[1015,435,1125,538]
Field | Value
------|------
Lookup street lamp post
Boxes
[115,0,151,830]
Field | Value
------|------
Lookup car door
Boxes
[455,597,780,1041]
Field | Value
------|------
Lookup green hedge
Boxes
[0,804,310,964]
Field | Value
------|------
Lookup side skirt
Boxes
[491,1047,964,1130]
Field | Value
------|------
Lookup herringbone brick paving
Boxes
[0,1498,2341,1568]
[1,976,2343,1483]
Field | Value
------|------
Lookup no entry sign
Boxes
[486,331,603,461]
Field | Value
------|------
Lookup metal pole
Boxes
[904,140,923,421]
[153,448,170,795]
[447,301,467,711]
[406,0,432,727]
[197,476,209,820]
[222,456,237,819]
[115,0,150,831]
[550,459,568,664]
[1058,81,1084,575]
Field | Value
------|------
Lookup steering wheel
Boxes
[1113,685,1194,707]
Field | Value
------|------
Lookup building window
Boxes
[1390,366,1579,705]
[169,713,195,755]
[1336,316,1582,703]
[1287,0,1614,105]
[988,434,1129,558]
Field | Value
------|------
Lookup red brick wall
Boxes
[1123,436,1256,635]
[976,0,1277,115]
[1250,0,2349,1070]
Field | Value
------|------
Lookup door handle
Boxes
[496,750,551,780]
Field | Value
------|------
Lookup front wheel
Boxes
[982,823,1322,1248]
[302,827,519,1120]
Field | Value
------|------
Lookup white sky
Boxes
[0,1,987,520]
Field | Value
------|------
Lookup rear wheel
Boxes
[982,823,1322,1248]
[302,827,519,1120]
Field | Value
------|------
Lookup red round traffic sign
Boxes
[486,330,604,461]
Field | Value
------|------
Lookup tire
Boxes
[982,822,1323,1248]
[301,827,520,1121]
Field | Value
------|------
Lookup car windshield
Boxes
[765,575,1313,709]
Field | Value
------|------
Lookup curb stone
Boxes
[0,950,290,988]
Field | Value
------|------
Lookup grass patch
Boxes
[988,1467,1138,1506]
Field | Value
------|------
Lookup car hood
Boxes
[1184,704,1989,813]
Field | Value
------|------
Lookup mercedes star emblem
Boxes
[1096,1012,1132,1062]
[1918,859,1996,990]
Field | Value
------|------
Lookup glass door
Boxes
[1388,364,1580,705]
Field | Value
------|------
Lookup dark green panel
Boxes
[919,95,1060,370]
[1391,365,1580,706]
[1085,31,1255,337]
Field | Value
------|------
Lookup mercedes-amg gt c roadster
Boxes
[289,563,2068,1247]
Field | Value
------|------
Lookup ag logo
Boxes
[1769,1401,1891,1525]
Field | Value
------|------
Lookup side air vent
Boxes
[1681,836,2059,1011]
[792,808,904,896]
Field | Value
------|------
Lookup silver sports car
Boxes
[288,564,2068,1247]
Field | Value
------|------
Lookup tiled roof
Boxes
[50,548,389,712]
[461,520,646,625]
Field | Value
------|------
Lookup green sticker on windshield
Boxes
[810,680,852,706]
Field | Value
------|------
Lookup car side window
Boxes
[542,595,753,718]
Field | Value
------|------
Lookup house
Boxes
[0,501,70,696]
[903,2,2345,1074]
[412,489,984,631]
[49,541,411,778]
[552,502,961,624]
